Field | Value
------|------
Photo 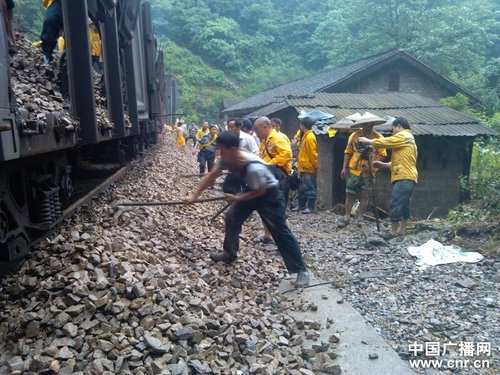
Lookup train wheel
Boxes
[60,173,73,200]
[7,233,29,261]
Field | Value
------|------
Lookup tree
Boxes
[11,0,45,40]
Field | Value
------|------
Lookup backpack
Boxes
[288,165,301,191]
[222,160,282,194]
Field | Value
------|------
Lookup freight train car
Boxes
[0,0,178,263]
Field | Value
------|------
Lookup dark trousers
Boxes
[298,172,317,200]
[41,0,63,60]
[279,177,290,208]
[224,187,307,273]
[198,151,215,174]
[390,180,415,221]
[91,56,103,74]
[186,135,196,147]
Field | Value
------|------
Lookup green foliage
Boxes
[148,0,499,120]
[11,0,45,41]
[159,39,234,122]
[440,94,500,131]
[15,0,499,121]
[467,138,500,214]
[439,94,471,112]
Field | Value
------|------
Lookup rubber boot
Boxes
[292,198,306,212]
[302,199,315,214]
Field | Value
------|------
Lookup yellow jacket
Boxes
[372,130,418,183]
[259,129,292,175]
[345,130,387,176]
[196,128,210,140]
[89,29,102,58]
[297,130,318,173]
[42,0,54,8]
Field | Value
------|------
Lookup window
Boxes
[388,72,400,92]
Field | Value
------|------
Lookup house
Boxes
[220,49,495,218]
[245,92,496,218]
[222,48,481,120]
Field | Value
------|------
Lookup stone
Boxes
[454,278,477,289]
[25,320,41,338]
[144,335,167,354]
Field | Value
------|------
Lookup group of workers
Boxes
[179,115,417,287]
[175,117,319,215]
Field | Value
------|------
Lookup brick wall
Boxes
[374,136,472,218]
[316,134,472,218]
[339,61,452,102]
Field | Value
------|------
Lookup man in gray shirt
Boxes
[184,131,309,287]
[227,118,258,154]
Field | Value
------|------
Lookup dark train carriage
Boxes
[0,0,177,262]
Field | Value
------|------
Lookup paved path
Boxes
[279,275,417,375]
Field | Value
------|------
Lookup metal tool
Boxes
[371,187,381,232]
[178,172,228,178]
[112,195,226,213]
[210,203,231,221]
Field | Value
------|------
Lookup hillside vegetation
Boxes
[149,0,500,122]
[13,0,499,122]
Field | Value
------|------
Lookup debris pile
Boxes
[9,33,112,132]
[0,138,343,374]
[291,208,498,373]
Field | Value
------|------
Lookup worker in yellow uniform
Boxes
[293,117,318,214]
[358,117,418,237]
[175,121,186,148]
[195,121,210,143]
[254,116,293,243]
[195,125,218,174]
[339,118,387,227]
[89,21,103,74]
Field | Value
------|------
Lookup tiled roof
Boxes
[224,49,403,113]
[247,93,497,137]
[224,49,479,114]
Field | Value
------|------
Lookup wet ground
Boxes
[0,136,497,374]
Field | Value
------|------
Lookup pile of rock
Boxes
[9,33,112,132]
[0,138,342,374]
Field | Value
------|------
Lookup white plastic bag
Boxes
[408,239,483,269]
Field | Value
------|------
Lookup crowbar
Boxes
[112,195,226,213]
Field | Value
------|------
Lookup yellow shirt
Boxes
[196,128,210,140]
[259,129,292,175]
[42,0,54,8]
[345,130,387,176]
[89,29,102,58]
[372,130,418,183]
[297,130,318,173]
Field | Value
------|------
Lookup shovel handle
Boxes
[114,196,225,208]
